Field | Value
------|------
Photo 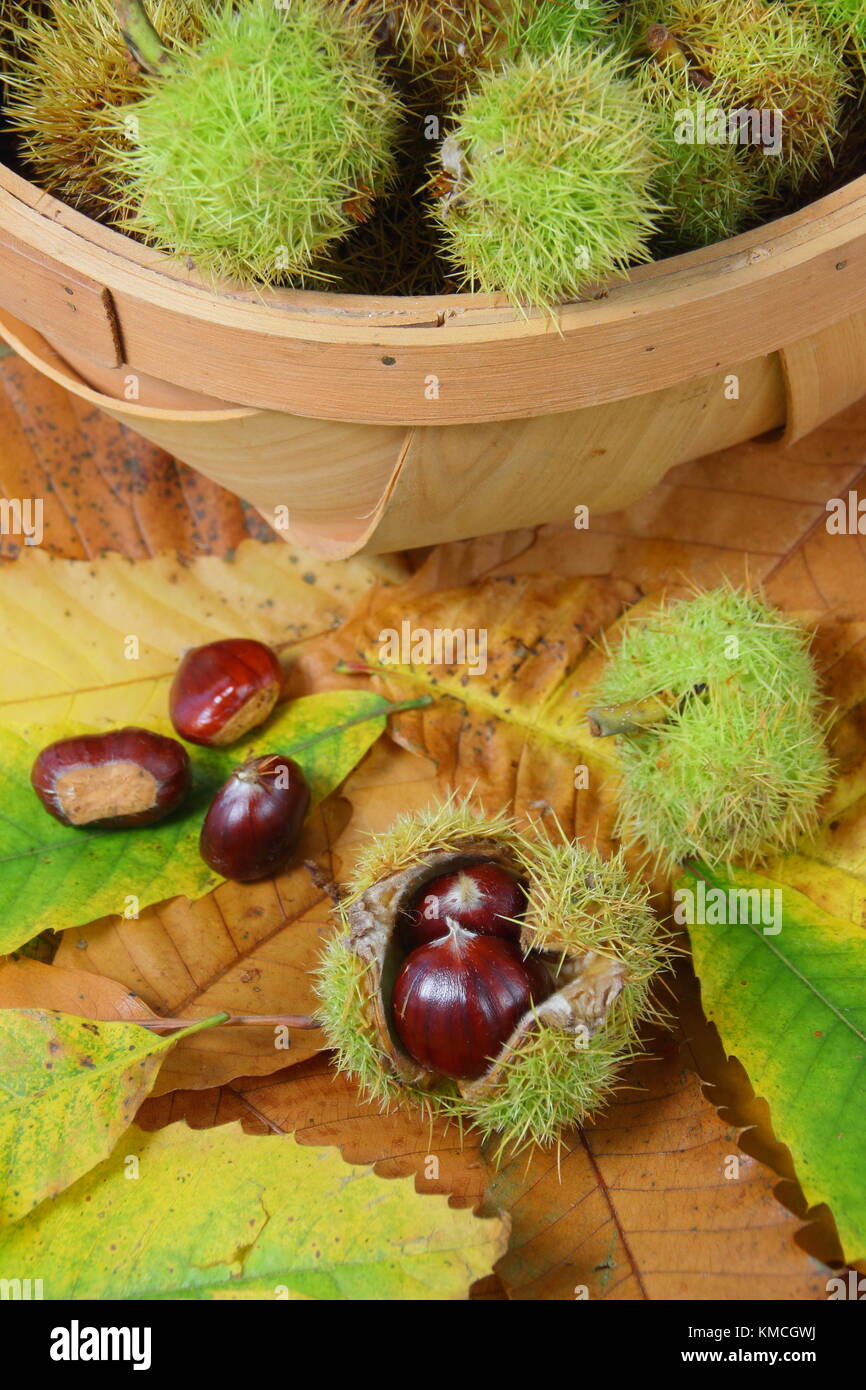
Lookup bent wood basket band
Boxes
[1,164,866,557]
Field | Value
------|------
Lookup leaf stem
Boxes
[136,1012,322,1032]
[284,692,432,757]
[334,659,379,676]
[334,659,442,698]
[380,695,433,715]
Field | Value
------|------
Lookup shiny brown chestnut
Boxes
[199,753,310,881]
[391,920,552,1081]
[400,860,526,950]
[31,727,191,828]
[169,638,283,747]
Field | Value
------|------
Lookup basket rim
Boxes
[2,161,866,424]
[0,307,255,422]
[4,159,866,332]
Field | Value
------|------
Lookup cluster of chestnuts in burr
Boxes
[318,799,672,1153]
[30,637,310,882]
[393,861,552,1082]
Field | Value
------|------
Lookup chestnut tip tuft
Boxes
[400,859,526,950]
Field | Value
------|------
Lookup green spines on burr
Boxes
[106,0,402,287]
[431,42,662,307]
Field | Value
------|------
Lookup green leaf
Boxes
[0,1009,224,1225]
[0,690,406,952]
[0,1122,509,1299]
[681,861,866,1262]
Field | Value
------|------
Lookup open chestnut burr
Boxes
[318,799,672,1154]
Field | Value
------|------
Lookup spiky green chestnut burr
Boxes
[342,0,616,96]
[0,0,209,216]
[635,63,771,247]
[625,0,851,194]
[510,0,617,62]
[342,0,502,95]
[431,43,662,308]
[106,0,402,287]
[796,1,866,70]
[587,587,831,871]
[316,796,673,1156]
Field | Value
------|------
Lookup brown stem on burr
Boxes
[112,0,172,74]
[646,23,689,69]
[645,22,714,90]
[588,683,707,738]
[588,691,679,738]
[304,859,343,905]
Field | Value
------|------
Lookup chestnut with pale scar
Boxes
[169,637,283,747]
[31,728,191,829]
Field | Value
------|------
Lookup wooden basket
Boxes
[2,161,866,557]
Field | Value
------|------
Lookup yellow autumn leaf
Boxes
[0,1009,225,1224]
[0,539,388,728]
[0,1122,509,1299]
